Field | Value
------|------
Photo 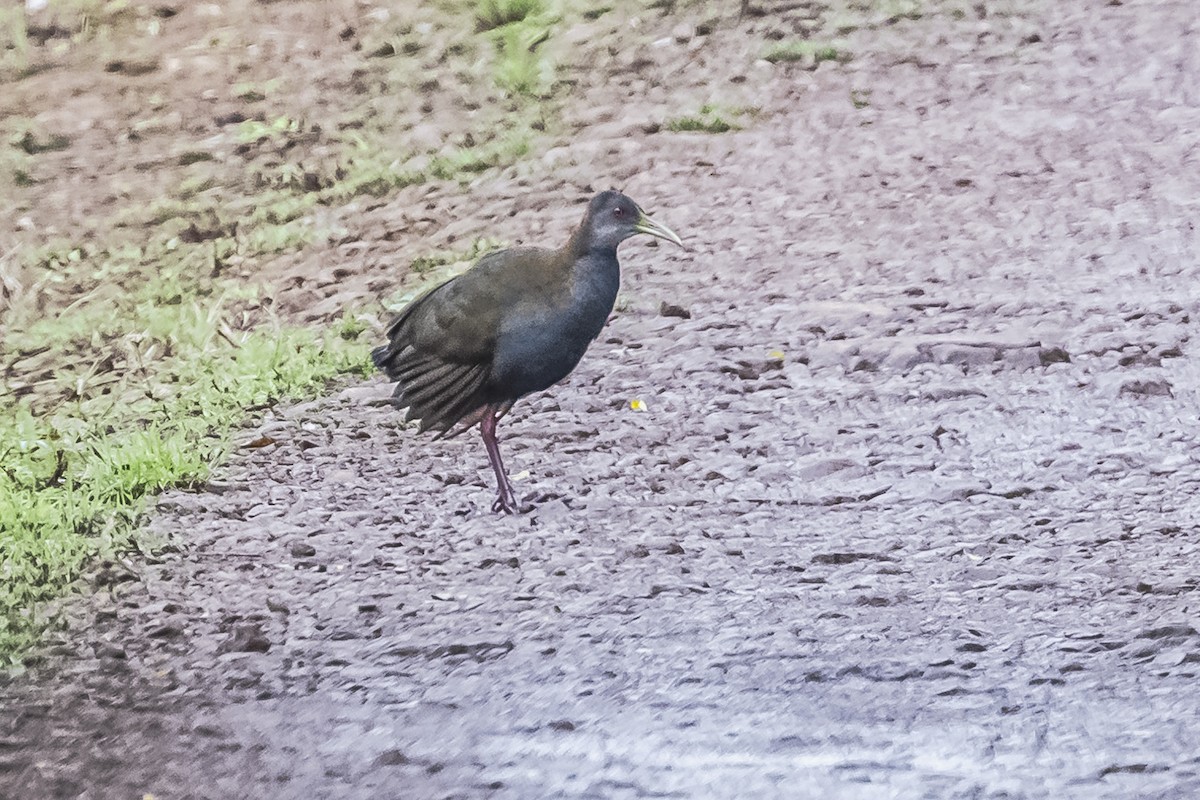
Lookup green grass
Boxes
[667,114,734,134]
[474,0,555,98]
[763,40,850,65]
[493,24,552,97]
[666,103,756,134]
[0,282,371,664]
[403,236,507,281]
[0,198,382,665]
[101,126,532,262]
[432,132,531,178]
[236,115,301,145]
[0,0,575,667]
[475,0,546,31]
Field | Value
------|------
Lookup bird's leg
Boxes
[480,405,518,514]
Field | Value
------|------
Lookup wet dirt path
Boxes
[5,1,1200,797]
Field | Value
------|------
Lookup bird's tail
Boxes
[371,344,394,374]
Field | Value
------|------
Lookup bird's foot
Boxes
[491,491,519,515]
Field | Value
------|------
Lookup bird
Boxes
[372,190,682,514]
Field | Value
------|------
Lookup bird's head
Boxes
[578,190,683,253]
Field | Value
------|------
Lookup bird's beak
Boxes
[634,210,683,247]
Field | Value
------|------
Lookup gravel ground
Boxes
[4,1,1200,798]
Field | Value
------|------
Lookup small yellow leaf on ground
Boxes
[767,349,785,360]
[512,469,530,481]
[630,398,646,411]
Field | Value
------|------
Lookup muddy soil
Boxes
[5,1,1200,798]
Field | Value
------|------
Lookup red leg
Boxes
[480,405,518,514]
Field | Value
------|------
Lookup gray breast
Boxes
[488,254,620,400]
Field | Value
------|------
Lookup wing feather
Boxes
[373,245,567,432]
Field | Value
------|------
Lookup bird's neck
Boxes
[566,225,617,261]
[558,229,620,310]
